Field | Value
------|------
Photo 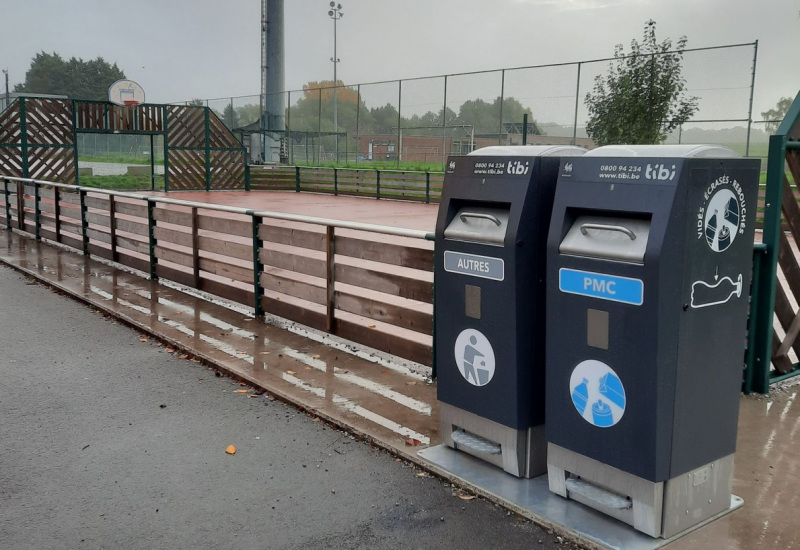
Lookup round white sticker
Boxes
[569,360,626,428]
[704,188,740,253]
[453,328,496,386]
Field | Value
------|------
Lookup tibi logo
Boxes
[507,160,530,175]
[447,160,456,172]
[564,162,573,173]
[645,163,676,181]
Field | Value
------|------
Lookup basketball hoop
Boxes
[109,79,145,107]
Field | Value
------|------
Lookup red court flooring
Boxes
[147,191,440,232]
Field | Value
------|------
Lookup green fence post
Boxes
[72,100,80,185]
[295,166,300,192]
[79,189,89,255]
[334,167,338,196]
[204,108,212,191]
[3,179,10,229]
[245,162,251,191]
[250,211,264,316]
[743,244,766,393]
[33,182,41,241]
[147,200,158,280]
[425,172,431,204]
[163,105,170,192]
[19,98,29,179]
[376,170,381,199]
[753,133,788,393]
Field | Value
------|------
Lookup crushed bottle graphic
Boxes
[598,372,626,409]
[571,378,590,415]
[690,273,743,309]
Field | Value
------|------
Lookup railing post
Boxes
[425,172,431,204]
[295,166,300,192]
[16,181,24,231]
[251,212,264,317]
[147,200,158,280]
[245,162,251,191]
[79,189,88,255]
[3,179,11,229]
[33,182,41,241]
[325,225,336,333]
[334,167,338,196]
[191,207,200,288]
[52,188,61,243]
[204,107,211,191]
[376,169,381,200]
[163,105,170,192]
[743,244,766,394]
[109,195,117,262]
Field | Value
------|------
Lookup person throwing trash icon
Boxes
[462,335,484,385]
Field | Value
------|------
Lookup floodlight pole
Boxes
[2,69,8,108]
[328,2,343,164]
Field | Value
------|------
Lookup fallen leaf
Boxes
[225,445,237,455]
[239,382,247,386]
[312,354,320,359]
[165,348,175,353]
[381,370,389,374]
[236,351,246,355]
[286,370,297,375]
[198,377,204,381]
[406,381,417,386]
[416,472,426,478]
[138,338,148,343]
[368,324,376,328]
[179,354,189,360]
[235,389,248,393]
[458,494,477,501]
[404,438,422,447]
[312,417,320,422]
[304,367,311,370]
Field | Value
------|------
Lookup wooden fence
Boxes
[0,176,435,367]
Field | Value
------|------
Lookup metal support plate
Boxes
[418,445,742,550]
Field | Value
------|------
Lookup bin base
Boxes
[547,443,734,538]
[439,402,545,478]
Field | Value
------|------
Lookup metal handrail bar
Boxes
[0,175,435,241]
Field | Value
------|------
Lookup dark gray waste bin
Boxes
[545,145,759,537]
[435,145,586,478]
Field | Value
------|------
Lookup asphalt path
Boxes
[0,266,575,550]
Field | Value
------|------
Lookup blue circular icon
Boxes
[569,360,626,428]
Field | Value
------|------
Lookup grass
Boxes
[80,154,165,166]
[79,174,165,191]
[295,160,444,172]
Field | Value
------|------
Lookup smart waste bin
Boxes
[545,145,758,538]
[435,145,586,478]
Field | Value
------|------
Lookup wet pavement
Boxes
[2,226,799,549]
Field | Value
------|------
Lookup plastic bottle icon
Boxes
[592,400,614,427]
[598,373,626,409]
[571,378,589,415]
[690,274,743,309]
[724,197,740,226]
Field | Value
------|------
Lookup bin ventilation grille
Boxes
[565,477,632,510]
[451,428,501,455]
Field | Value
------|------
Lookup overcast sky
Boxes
[1,0,798,122]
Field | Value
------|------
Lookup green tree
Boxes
[221,103,239,129]
[762,97,793,133]
[14,51,126,100]
[585,21,698,146]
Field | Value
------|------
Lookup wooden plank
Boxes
[153,226,193,248]
[778,231,800,303]
[155,263,196,289]
[84,195,110,210]
[335,290,432,334]
[116,234,150,256]
[197,234,252,262]
[86,227,112,245]
[260,271,326,305]
[336,236,433,271]
[772,329,794,374]
[59,192,81,205]
[85,211,110,228]
[113,200,148,219]
[336,318,432,366]
[258,224,326,252]
[153,207,193,227]
[335,263,433,303]
[260,296,327,332]
[199,278,253,308]
[773,284,800,360]
[155,245,194,269]
[198,257,253,284]
[58,233,84,253]
[197,214,251,238]
[115,218,149,237]
[260,248,326,278]
[116,250,150,274]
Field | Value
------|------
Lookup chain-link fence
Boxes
[181,42,765,168]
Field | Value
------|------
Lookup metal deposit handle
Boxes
[459,212,502,226]
[580,223,637,240]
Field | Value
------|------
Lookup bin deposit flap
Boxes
[559,215,650,264]
[444,206,509,246]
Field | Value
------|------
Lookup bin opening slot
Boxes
[451,427,502,455]
[559,213,651,264]
[444,204,510,246]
